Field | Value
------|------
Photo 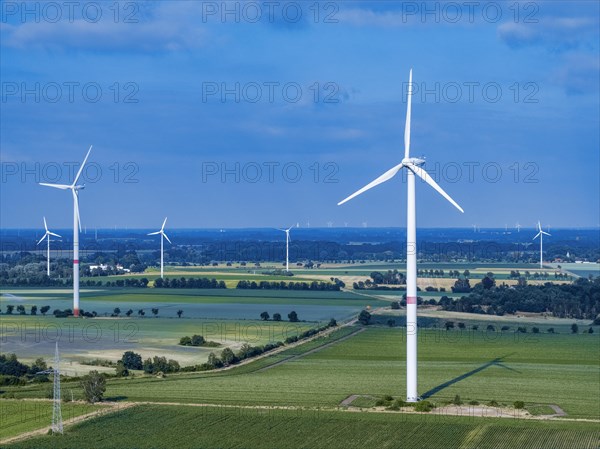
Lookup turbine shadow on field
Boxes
[421,353,520,400]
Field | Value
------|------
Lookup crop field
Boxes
[5,404,599,449]
[0,399,106,440]
[4,326,598,420]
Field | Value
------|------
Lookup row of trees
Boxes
[442,278,600,319]
[154,277,226,289]
[236,280,340,291]
[260,311,299,322]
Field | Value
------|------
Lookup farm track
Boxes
[255,327,366,373]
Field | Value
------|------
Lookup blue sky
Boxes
[1,1,598,229]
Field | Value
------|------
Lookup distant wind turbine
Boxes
[148,217,171,279]
[37,217,61,277]
[40,146,92,317]
[515,222,521,232]
[533,221,550,269]
[278,226,293,272]
[338,69,464,402]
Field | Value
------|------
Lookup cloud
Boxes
[498,17,598,51]
[552,53,600,95]
[0,2,207,52]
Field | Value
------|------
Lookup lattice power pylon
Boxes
[37,342,63,434]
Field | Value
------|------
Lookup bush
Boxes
[514,401,525,409]
[452,394,463,405]
[532,327,540,334]
[414,400,434,412]
[121,351,143,370]
[468,400,480,405]
[488,400,499,407]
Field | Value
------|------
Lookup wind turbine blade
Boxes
[533,232,541,240]
[39,183,71,190]
[408,164,464,213]
[338,162,405,206]
[148,231,161,235]
[541,231,551,236]
[48,232,62,238]
[404,68,413,159]
[43,216,48,232]
[72,190,82,232]
[37,233,48,245]
[161,217,168,231]
[162,232,172,244]
[73,145,92,186]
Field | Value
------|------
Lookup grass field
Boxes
[0,400,106,440]
[5,404,599,449]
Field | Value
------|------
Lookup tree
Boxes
[179,336,192,346]
[115,361,129,377]
[588,327,594,334]
[260,311,270,321]
[445,321,455,331]
[17,305,26,315]
[6,305,14,315]
[177,309,183,318]
[207,353,223,369]
[138,309,145,317]
[481,276,495,290]
[547,328,555,333]
[125,309,133,317]
[220,348,236,366]
[80,371,106,403]
[571,323,579,334]
[30,305,38,315]
[121,351,143,370]
[457,322,466,329]
[151,308,159,317]
[273,313,282,321]
[113,307,121,316]
[329,318,337,327]
[191,335,205,346]
[487,325,495,331]
[40,305,50,316]
[391,301,400,310]
[358,310,371,325]
[463,270,470,278]
[288,311,299,322]
[532,327,540,334]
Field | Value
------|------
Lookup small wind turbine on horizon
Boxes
[533,221,550,269]
[515,222,522,233]
[278,226,293,272]
[39,146,92,317]
[337,69,464,402]
[37,217,61,277]
[148,217,172,279]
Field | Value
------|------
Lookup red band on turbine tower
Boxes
[406,296,417,305]
[73,260,79,264]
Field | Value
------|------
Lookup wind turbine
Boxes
[278,226,293,272]
[533,221,550,269]
[515,222,521,232]
[338,69,464,402]
[37,217,61,277]
[40,146,92,317]
[148,217,171,279]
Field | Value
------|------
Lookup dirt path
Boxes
[255,327,365,373]
[0,401,136,446]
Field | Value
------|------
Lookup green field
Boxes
[5,327,598,420]
[5,404,599,449]
[0,400,106,441]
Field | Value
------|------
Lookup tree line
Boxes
[442,277,600,319]
[236,280,340,291]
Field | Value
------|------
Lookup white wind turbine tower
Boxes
[515,222,522,232]
[37,217,61,277]
[148,217,171,279]
[278,226,293,272]
[338,69,464,402]
[533,221,550,269]
[40,146,92,317]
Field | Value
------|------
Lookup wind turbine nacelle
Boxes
[74,184,86,190]
[403,157,426,167]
